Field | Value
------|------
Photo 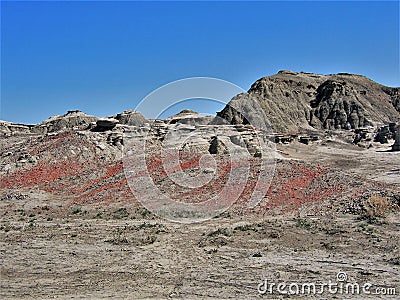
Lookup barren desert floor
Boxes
[1,139,399,299]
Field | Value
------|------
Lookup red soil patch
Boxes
[1,160,83,189]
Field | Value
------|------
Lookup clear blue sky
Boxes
[1,1,399,124]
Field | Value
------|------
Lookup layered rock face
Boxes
[216,71,400,133]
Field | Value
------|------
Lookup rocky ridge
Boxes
[216,70,399,133]
[0,110,146,135]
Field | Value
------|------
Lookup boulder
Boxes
[392,126,400,151]
[374,125,393,144]
[93,119,119,131]
[115,110,147,126]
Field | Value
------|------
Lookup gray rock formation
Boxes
[383,87,400,114]
[392,125,400,151]
[209,137,228,154]
[353,128,374,145]
[216,71,400,133]
[0,121,34,134]
[32,110,98,134]
[310,80,371,129]
[166,110,213,126]
[374,124,396,144]
[0,110,98,134]
[0,110,147,135]
[93,118,119,131]
[114,110,147,126]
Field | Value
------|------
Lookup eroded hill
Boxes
[216,70,399,133]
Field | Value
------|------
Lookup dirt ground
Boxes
[277,139,400,185]
[1,212,399,299]
[1,136,399,299]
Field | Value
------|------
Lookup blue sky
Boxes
[1,1,399,124]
